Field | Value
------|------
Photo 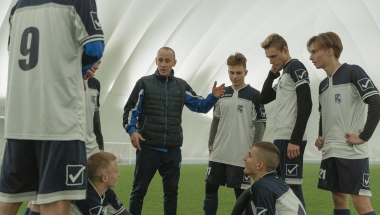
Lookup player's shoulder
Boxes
[287,59,307,71]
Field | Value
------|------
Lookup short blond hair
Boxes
[88,152,117,182]
[307,32,343,59]
[261,33,288,51]
[227,52,247,69]
[253,141,280,172]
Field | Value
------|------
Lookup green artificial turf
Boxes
[16,164,379,215]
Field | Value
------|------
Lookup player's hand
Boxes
[84,69,95,80]
[287,143,300,159]
[100,149,104,153]
[270,64,282,74]
[130,132,145,150]
[208,146,213,157]
[315,136,324,150]
[212,81,226,98]
[345,132,365,147]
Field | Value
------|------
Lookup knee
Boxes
[351,195,373,214]
[205,183,219,194]
[332,192,348,209]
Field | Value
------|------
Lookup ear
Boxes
[244,70,248,76]
[155,58,158,65]
[326,48,334,57]
[257,162,264,170]
[282,46,289,54]
[173,59,177,67]
[101,174,107,183]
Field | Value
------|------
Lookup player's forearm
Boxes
[260,71,279,104]
[93,111,104,150]
[253,122,266,145]
[290,84,312,145]
[231,188,251,215]
[360,94,380,141]
[208,117,220,147]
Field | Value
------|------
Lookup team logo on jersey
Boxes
[295,69,309,81]
[66,165,86,186]
[237,105,243,113]
[362,173,370,188]
[286,164,298,176]
[243,174,250,183]
[357,78,374,91]
[260,108,266,117]
[256,207,268,215]
[205,167,211,180]
[89,206,104,215]
[91,95,96,104]
[335,94,341,104]
[90,12,102,30]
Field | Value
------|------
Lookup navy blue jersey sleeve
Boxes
[123,79,144,135]
[251,185,276,215]
[106,188,126,215]
[253,91,266,122]
[349,65,379,100]
[289,61,310,87]
[184,83,218,113]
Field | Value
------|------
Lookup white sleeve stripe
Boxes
[362,91,380,100]
[128,89,144,125]
[186,91,202,99]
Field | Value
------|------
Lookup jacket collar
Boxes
[154,69,174,81]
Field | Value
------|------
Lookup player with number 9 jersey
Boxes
[0,0,104,213]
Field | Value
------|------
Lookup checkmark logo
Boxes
[66,165,86,186]
[257,207,267,215]
[94,20,101,28]
[90,12,102,30]
[286,164,298,176]
[358,78,374,91]
[89,206,102,215]
[295,69,308,81]
[362,173,370,187]
[243,175,250,182]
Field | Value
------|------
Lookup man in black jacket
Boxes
[123,47,225,215]
[259,34,312,208]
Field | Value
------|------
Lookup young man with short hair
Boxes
[123,47,226,215]
[203,53,266,215]
[259,33,312,207]
[70,152,131,215]
[308,32,380,215]
[232,141,306,215]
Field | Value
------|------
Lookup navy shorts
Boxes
[205,161,250,189]
[274,139,306,185]
[0,139,87,204]
[318,157,371,196]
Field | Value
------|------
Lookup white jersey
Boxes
[319,63,379,159]
[273,59,309,140]
[85,78,101,157]
[5,0,104,141]
[209,85,266,167]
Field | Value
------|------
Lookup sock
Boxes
[290,185,306,208]
[23,207,31,215]
[203,193,218,215]
[362,212,376,215]
[334,209,350,215]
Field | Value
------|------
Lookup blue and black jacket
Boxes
[123,69,218,149]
